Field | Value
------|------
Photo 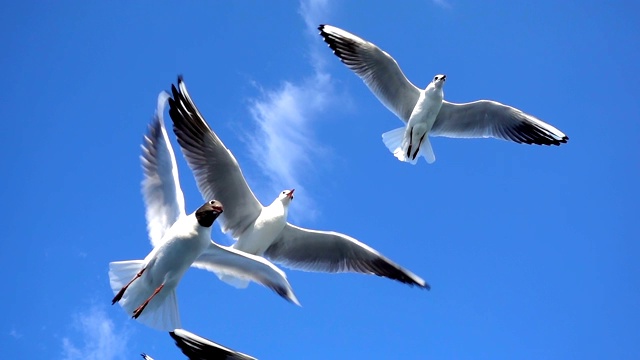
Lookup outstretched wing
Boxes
[193,242,300,306]
[431,100,568,145]
[319,24,421,122]
[168,77,263,239]
[265,223,429,289]
[141,92,186,247]
[170,328,258,360]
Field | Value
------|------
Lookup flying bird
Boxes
[167,76,429,290]
[318,24,569,164]
[109,93,299,331]
[141,328,257,360]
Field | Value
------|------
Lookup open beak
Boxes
[212,204,224,213]
[287,189,295,199]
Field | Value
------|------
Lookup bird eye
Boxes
[209,200,215,205]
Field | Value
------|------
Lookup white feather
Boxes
[109,260,181,331]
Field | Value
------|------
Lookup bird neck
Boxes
[425,85,444,100]
[266,199,289,220]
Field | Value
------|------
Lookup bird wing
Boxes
[431,100,568,145]
[170,328,258,360]
[318,24,421,122]
[265,223,429,288]
[141,92,186,248]
[192,242,300,305]
[168,76,263,239]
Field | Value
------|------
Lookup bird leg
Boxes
[112,267,146,305]
[406,127,413,158]
[412,133,426,160]
[132,283,164,319]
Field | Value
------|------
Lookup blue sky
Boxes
[2,1,639,359]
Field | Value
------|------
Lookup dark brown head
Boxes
[195,200,224,227]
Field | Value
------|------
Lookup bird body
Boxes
[141,213,211,288]
[383,76,445,163]
[233,191,291,256]
[109,201,222,331]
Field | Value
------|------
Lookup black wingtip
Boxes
[177,74,184,83]
[170,83,179,98]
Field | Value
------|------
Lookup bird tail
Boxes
[109,260,181,331]
[382,127,435,164]
[381,127,404,158]
[419,136,436,164]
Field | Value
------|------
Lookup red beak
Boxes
[287,189,295,199]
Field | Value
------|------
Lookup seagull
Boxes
[141,328,257,360]
[318,24,569,164]
[167,76,429,290]
[109,93,299,331]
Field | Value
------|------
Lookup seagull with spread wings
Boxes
[167,77,429,290]
[319,24,568,164]
[109,93,299,331]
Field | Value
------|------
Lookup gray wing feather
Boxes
[141,92,186,248]
[431,100,569,145]
[167,77,263,238]
[265,224,429,289]
[319,24,421,122]
[192,242,299,305]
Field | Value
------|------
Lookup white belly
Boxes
[407,92,443,132]
[234,209,286,256]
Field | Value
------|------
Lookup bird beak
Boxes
[287,189,295,199]
[442,75,446,81]
[212,204,224,213]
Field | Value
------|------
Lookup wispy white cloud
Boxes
[61,306,131,360]
[9,328,22,339]
[247,0,333,221]
[299,0,330,45]
[432,0,452,9]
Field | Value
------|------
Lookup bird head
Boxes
[431,74,446,89]
[195,200,224,227]
[278,189,295,205]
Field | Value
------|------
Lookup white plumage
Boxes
[168,77,429,289]
[319,24,568,164]
[109,93,299,331]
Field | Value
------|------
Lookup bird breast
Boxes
[408,89,444,128]
[145,219,211,286]
[235,206,287,255]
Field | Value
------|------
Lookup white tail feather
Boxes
[109,260,181,331]
[381,127,404,154]
[420,136,436,164]
[381,127,436,164]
